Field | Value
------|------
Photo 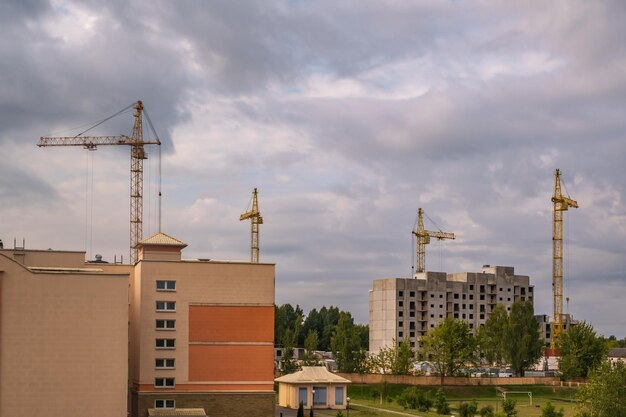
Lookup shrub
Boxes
[297,402,304,417]
[479,404,495,417]
[540,402,564,417]
[434,388,451,415]
[396,387,432,411]
[502,398,517,417]
[459,400,478,417]
[335,411,345,417]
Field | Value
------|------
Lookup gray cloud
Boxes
[1,0,625,337]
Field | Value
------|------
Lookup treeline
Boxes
[274,304,368,351]
[274,304,369,373]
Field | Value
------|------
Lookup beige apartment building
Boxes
[0,232,275,417]
[369,265,533,353]
[0,247,129,417]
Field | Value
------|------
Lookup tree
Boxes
[433,389,450,415]
[330,312,363,372]
[369,338,415,375]
[280,328,300,374]
[421,317,476,385]
[480,405,495,417]
[303,330,320,366]
[558,321,607,379]
[478,304,509,366]
[502,398,517,417]
[459,401,478,417]
[503,301,543,376]
[575,360,626,417]
[397,387,432,411]
[540,402,564,417]
[297,402,305,417]
[275,304,304,346]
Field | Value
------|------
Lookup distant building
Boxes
[535,313,577,348]
[369,265,533,353]
[0,232,276,417]
[608,348,626,364]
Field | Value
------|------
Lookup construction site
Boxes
[0,100,587,417]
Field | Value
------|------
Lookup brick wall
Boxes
[133,391,275,417]
[336,373,559,386]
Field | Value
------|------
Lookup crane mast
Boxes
[38,101,160,264]
[240,188,263,263]
[412,208,455,273]
[551,168,578,349]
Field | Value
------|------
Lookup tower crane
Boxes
[412,208,455,273]
[37,101,161,264]
[240,188,263,263]
[551,168,578,350]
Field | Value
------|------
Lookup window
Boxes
[439,304,443,309]
[335,387,344,405]
[155,378,175,388]
[480,294,485,300]
[507,298,511,302]
[439,314,443,318]
[156,280,176,291]
[155,338,176,349]
[430,294,434,298]
[439,294,443,298]
[469,284,474,291]
[454,313,459,319]
[399,291,404,297]
[398,321,403,327]
[454,293,459,299]
[480,314,485,320]
[430,314,434,318]
[462,314,466,319]
[469,304,474,310]
[398,331,403,337]
[409,291,415,297]
[430,304,434,308]
[410,331,415,337]
[469,314,474,319]
[155,399,175,409]
[462,294,466,300]
[398,311,403,317]
[409,301,415,309]
[499,287,503,291]
[398,301,404,307]
[156,319,176,330]
[155,358,175,369]
[469,294,474,300]
[156,301,176,312]
[409,311,415,317]
[507,288,511,292]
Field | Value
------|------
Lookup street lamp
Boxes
[346,397,350,417]
[311,389,315,417]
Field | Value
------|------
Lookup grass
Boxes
[344,384,579,417]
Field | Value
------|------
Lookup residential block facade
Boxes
[0,232,275,417]
[369,265,533,353]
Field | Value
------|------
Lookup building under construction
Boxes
[369,265,533,353]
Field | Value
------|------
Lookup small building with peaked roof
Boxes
[274,366,351,410]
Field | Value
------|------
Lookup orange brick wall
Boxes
[189,345,274,382]
[189,305,273,342]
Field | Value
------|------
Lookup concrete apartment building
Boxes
[0,232,275,417]
[369,265,533,353]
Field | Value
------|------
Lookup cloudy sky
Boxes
[1,0,625,336]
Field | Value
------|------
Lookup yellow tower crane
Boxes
[37,101,161,264]
[240,188,263,263]
[412,208,455,273]
[551,168,578,350]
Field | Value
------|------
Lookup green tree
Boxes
[502,398,517,417]
[297,401,304,417]
[421,317,476,385]
[280,328,300,374]
[480,405,495,417]
[433,388,450,415]
[558,321,607,379]
[459,400,478,417]
[330,312,363,372]
[303,329,320,366]
[575,360,626,417]
[478,304,509,366]
[503,301,543,376]
[541,402,564,417]
[275,304,304,346]
[392,338,416,375]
